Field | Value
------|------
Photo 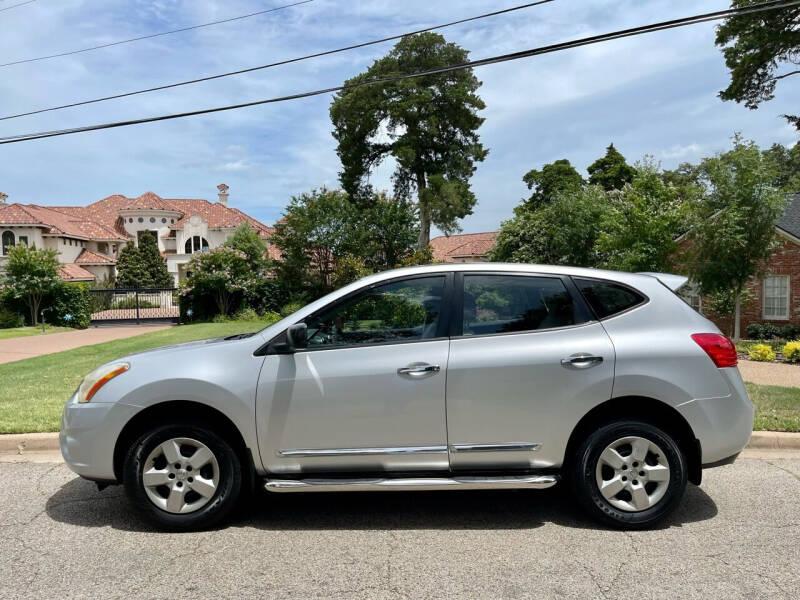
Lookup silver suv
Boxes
[60,264,753,530]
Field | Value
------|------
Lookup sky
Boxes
[1,0,798,235]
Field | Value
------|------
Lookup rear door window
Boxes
[573,278,646,319]
[461,275,581,336]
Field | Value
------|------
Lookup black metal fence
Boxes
[89,288,180,324]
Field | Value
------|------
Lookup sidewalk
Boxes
[738,358,800,387]
[0,324,172,365]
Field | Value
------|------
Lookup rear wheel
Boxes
[570,420,687,529]
[123,423,242,531]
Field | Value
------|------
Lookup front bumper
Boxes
[60,394,140,481]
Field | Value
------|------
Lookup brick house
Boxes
[680,193,800,334]
[0,185,276,286]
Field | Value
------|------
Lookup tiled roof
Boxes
[777,193,800,240]
[0,203,44,225]
[75,248,116,265]
[119,191,178,212]
[59,263,96,281]
[429,232,497,262]
[1,191,274,246]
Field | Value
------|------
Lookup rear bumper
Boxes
[60,395,140,481]
[676,367,754,465]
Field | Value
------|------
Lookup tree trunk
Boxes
[30,296,38,326]
[733,291,742,342]
[416,172,430,250]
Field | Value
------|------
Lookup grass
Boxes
[0,320,267,434]
[748,382,800,433]
[0,325,71,340]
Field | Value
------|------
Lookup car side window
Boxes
[462,275,579,336]
[305,276,446,349]
[573,278,646,319]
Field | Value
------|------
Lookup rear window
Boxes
[573,278,646,319]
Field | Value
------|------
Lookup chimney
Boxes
[217,183,229,206]
[0,192,7,204]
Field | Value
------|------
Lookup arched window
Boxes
[184,236,210,254]
[1,230,14,255]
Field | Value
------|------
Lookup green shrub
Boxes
[211,314,229,323]
[280,300,306,317]
[261,311,281,325]
[746,322,783,340]
[749,343,776,362]
[232,307,259,322]
[245,279,289,315]
[0,308,24,329]
[781,324,800,341]
[110,297,160,310]
[783,341,800,363]
[46,283,91,329]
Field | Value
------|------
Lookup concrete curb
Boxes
[1,430,800,454]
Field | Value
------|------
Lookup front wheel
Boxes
[123,423,242,531]
[570,420,687,529]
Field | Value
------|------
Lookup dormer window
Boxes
[185,236,209,254]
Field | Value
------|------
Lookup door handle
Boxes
[561,353,604,369]
[397,364,441,375]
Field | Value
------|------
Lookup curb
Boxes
[2,430,800,454]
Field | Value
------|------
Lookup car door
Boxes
[256,273,453,474]
[446,272,615,471]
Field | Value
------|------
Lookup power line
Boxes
[0,0,313,67]
[0,0,36,12]
[0,0,555,121]
[2,0,798,145]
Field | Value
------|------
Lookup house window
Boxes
[764,275,790,320]
[18,236,28,247]
[184,236,209,254]
[1,230,14,254]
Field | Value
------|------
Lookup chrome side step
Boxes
[264,474,558,493]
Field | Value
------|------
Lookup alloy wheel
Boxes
[594,435,671,512]
[142,437,220,514]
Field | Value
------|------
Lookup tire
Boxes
[123,422,242,531]
[570,420,687,529]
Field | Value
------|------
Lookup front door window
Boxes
[305,276,446,348]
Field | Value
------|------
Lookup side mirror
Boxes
[285,322,308,352]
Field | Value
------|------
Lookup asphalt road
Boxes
[1,457,799,599]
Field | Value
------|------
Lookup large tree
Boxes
[587,144,636,191]
[330,32,487,249]
[490,186,610,267]
[596,161,689,273]
[685,136,787,340]
[1,245,61,325]
[116,232,171,288]
[271,188,418,296]
[716,0,800,130]
[521,158,585,209]
[763,142,800,190]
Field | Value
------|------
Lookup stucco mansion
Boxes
[0,185,275,287]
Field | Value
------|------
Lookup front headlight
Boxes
[76,362,130,403]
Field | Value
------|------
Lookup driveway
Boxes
[1,457,798,599]
[0,325,172,365]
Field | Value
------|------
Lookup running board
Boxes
[264,474,559,493]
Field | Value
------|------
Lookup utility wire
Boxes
[0,0,313,67]
[0,0,36,12]
[2,0,798,145]
[1,0,555,121]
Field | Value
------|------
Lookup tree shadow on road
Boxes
[46,476,717,533]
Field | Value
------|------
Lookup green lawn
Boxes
[0,325,70,340]
[0,321,267,434]
[747,382,800,433]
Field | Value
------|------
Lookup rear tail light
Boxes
[691,333,738,368]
